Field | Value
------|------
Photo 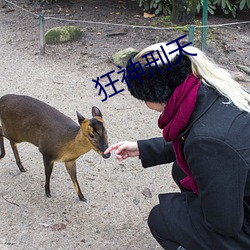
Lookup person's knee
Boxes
[148,204,167,240]
[148,204,180,250]
[148,204,161,233]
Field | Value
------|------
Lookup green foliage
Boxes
[136,0,172,15]
[239,0,250,9]
[135,0,250,18]
[213,0,238,17]
[197,0,217,15]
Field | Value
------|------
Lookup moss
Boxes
[152,16,172,28]
[45,26,82,44]
[153,16,203,35]
[112,48,138,67]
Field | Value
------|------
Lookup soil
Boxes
[0,0,249,249]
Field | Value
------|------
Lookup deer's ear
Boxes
[92,106,102,118]
[76,111,85,125]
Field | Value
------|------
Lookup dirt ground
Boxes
[0,0,249,249]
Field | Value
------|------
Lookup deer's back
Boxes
[0,94,79,148]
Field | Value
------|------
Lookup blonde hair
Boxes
[134,43,250,113]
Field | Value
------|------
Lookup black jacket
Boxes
[138,84,250,249]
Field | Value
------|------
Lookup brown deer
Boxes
[0,94,110,201]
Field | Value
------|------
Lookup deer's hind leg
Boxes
[43,155,54,198]
[0,126,5,159]
[10,141,26,172]
[65,160,86,202]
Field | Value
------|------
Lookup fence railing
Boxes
[2,0,250,55]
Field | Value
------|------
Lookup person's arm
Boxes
[104,141,139,160]
[185,137,249,236]
[138,137,175,168]
[104,138,175,168]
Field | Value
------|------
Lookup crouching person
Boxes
[105,42,250,249]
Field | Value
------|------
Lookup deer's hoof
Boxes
[79,196,87,202]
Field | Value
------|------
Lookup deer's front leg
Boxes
[65,160,86,202]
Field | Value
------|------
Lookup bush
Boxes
[135,0,250,18]
[136,0,172,15]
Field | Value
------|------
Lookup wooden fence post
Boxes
[39,11,45,55]
[202,0,208,51]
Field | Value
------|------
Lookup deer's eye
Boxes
[89,133,94,139]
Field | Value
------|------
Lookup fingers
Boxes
[104,141,126,155]
[104,141,130,160]
[115,149,129,160]
[115,143,128,155]
[104,141,138,160]
[115,154,127,160]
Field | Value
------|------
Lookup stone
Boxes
[112,47,138,67]
[45,26,82,44]
[231,71,247,82]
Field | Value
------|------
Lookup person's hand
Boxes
[104,141,139,160]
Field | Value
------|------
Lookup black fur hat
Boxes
[125,54,192,103]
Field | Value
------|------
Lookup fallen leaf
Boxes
[143,12,155,18]
[51,223,67,231]
[142,187,152,198]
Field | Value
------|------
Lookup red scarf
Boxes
[158,73,201,194]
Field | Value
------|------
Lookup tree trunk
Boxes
[171,0,198,25]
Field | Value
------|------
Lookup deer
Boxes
[0,94,111,201]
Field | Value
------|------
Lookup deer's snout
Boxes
[102,152,111,159]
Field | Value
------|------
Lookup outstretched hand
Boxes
[104,141,139,160]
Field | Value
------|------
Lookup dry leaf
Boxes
[51,223,67,231]
[143,12,155,18]
[142,187,152,198]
